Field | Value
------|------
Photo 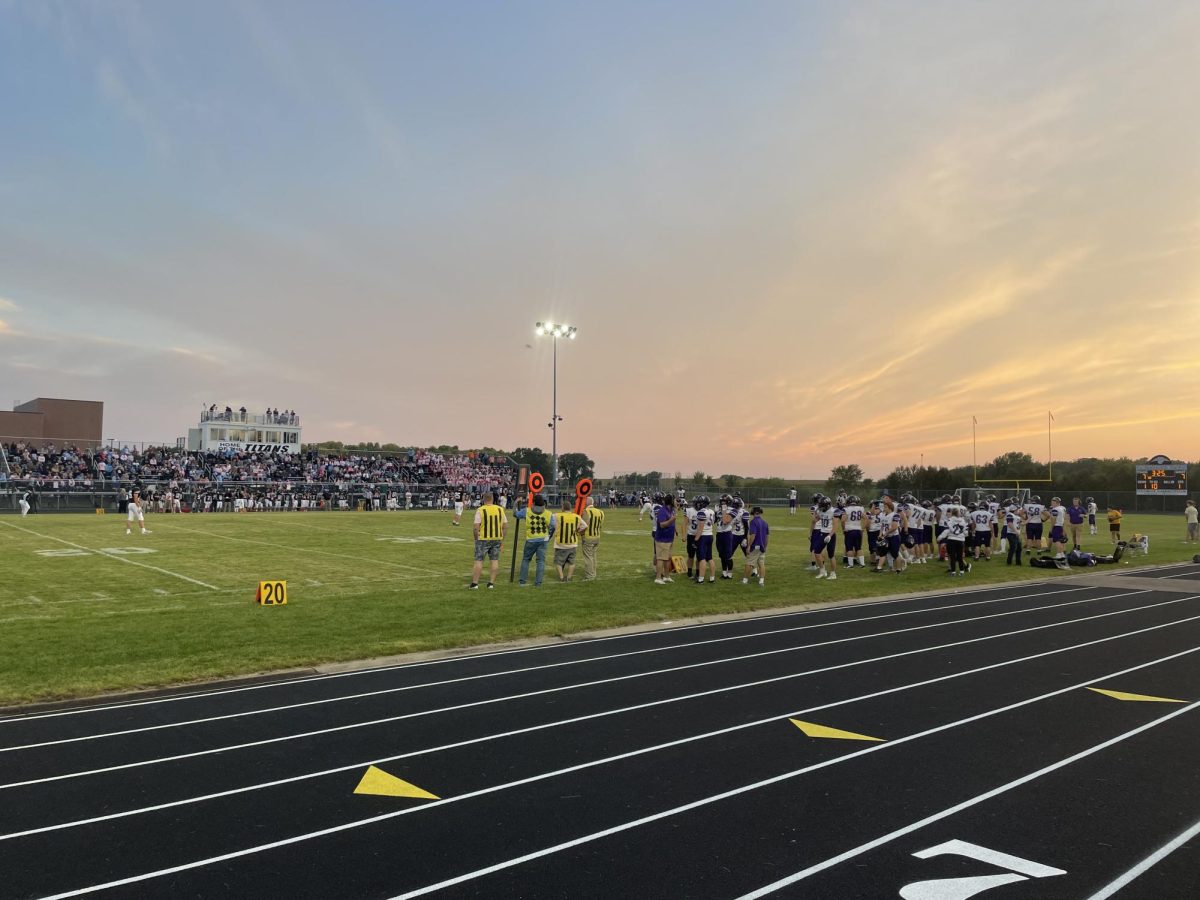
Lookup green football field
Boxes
[1,508,1196,706]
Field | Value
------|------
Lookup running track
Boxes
[4,565,1200,898]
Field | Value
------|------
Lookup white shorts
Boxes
[127,506,144,522]
[454,502,464,515]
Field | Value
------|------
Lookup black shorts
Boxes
[1109,523,1121,532]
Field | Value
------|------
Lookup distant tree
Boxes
[511,447,551,477]
[558,452,595,485]
[692,471,707,485]
[721,474,743,490]
[825,464,865,495]
[987,452,1041,479]
[644,471,663,487]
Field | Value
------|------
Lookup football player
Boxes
[814,496,842,580]
[1024,495,1045,550]
[842,495,866,567]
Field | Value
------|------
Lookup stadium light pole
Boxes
[534,321,577,486]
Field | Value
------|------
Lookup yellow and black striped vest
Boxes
[556,512,581,546]
[477,504,504,540]
[526,509,551,539]
[583,507,605,539]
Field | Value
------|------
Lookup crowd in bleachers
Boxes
[1,441,513,494]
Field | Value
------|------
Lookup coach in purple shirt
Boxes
[1067,497,1086,550]
[743,506,769,587]
[653,496,677,584]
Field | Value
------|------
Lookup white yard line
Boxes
[0,521,219,590]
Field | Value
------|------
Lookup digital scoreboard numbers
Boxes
[1136,455,1188,495]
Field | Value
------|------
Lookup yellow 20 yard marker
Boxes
[255,580,288,605]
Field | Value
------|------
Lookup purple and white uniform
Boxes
[1024,502,1045,541]
[843,504,865,553]
[1047,504,1067,544]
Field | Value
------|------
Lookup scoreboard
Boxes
[1136,459,1188,495]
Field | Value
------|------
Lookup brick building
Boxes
[0,398,104,449]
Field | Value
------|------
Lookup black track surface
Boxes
[2,573,1199,899]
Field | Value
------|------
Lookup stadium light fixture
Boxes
[534,320,578,486]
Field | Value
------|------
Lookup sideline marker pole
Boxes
[509,467,530,583]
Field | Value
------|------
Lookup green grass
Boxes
[1,509,1196,706]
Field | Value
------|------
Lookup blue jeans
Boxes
[520,540,548,585]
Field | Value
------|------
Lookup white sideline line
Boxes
[0,585,1102,752]
[4,596,1195,842]
[1086,816,1200,900]
[34,631,1200,899]
[0,589,1151,782]
[150,522,445,576]
[735,702,1200,898]
[0,521,219,590]
[0,579,1068,724]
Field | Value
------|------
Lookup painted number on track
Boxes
[899,840,1066,899]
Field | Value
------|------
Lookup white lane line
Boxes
[1163,569,1200,580]
[0,580,1073,724]
[1085,815,1200,900]
[34,635,1200,899]
[149,522,444,576]
[735,702,1200,899]
[0,521,219,591]
[0,589,1149,777]
[0,585,1104,752]
[6,597,1197,842]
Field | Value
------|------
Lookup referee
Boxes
[469,491,507,590]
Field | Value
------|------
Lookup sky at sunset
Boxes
[2,0,1198,478]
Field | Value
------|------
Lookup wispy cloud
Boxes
[95,58,168,153]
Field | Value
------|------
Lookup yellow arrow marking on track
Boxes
[353,766,439,799]
[1087,688,1187,704]
[790,719,884,742]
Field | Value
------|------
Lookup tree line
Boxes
[821,454,1198,496]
